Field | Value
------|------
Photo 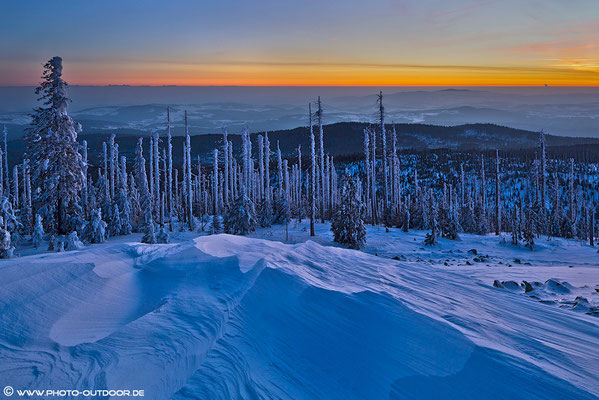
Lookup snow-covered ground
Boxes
[1,223,598,399]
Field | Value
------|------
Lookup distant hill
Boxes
[7,122,599,167]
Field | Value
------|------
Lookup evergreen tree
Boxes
[523,203,536,250]
[424,202,439,246]
[0,196,21,234]
[142,217,157,244]
[511,207,520,245]
[26,57,85,234]
[441,205,461,240]
[156,225,170,244]
[32,214,45,249]
[256,198,273,227]
[134,138,155,243]
[402,208,410,232]
[309,104,316,236]
[83,209,107,244]
[473,199,488,235]
[272,195,290,225]
[108,203,122,237]
[331,172,366,249]
[0,222,14,259]
[223,186,256,235]
[211,214,223,234]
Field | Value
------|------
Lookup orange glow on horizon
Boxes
[55,61,599,87]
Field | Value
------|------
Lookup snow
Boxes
[1,225,598,399]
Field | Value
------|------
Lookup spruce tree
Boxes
[211,214,223,234]
[32,214,45,249]
[331,172,366,249]
[156,225,170,244]
[223,186,256,235]
[134,138,155,243]
[402,208,410,232]
[424,202,439,246]
[83,208,107,244]
[0,221,14,259]
[26,57,85,234]
[256,198,273,227]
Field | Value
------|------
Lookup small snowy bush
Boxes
[66,231,85,250]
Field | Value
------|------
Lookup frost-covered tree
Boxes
[211,214,223,234]
[213,148,219,215]
[441,203,460,241]
[331,171,366,249]
[0,221,14,259]
[377,91,388,213]
[402,208,410,232]
[156,225,169,244]
[223,185,256,235]
[256,198,273,227]
[223,129,230,205]
[134,138,156,244]
[309,104,316,236]
[0,147,3,200]
[316,96,326,222]
[109,134,116,199]
[185,126,193,229]
[108,203,122,238]
[114,156,132,235]
[32,214,45,249]
[166,107,173,218]
[142,217,156,244]
[3,126,8,198]
[424,202,439,246]
[495,149,501,235]
[276,141,283,199]
[363,128,372,222]
[26,57,85,234]
[511,203,521,245]
[273,195,290,225]
[66,231,84,250]
[523,199,536,250]
[83,209,107,244]
[153,131,160,208]
[0,196,21,234]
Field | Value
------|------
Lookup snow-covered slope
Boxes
[1,232,598,399]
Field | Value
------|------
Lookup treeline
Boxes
[0,57,597,258]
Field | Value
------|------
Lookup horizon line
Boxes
[2,84,599,88]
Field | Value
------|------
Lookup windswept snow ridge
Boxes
[1,234,598,399]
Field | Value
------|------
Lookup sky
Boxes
[1,0,598,86]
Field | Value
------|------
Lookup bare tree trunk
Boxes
[495,150,500,235]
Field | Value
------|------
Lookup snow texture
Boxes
[0,224,598,400]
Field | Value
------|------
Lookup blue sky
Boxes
[1,0,597,85]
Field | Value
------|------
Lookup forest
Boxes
[1,56,598,257]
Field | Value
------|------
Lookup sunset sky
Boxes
[1,0,597,86]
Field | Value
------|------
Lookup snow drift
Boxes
[1,234,598,399]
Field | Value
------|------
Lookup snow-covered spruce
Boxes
[0,220,14,258]
[82,209,107,244]
[26,57,85,235]
[331,171,366,249]
[223,186,256,235]
[32,214,45,249]
[66,231,84,250]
